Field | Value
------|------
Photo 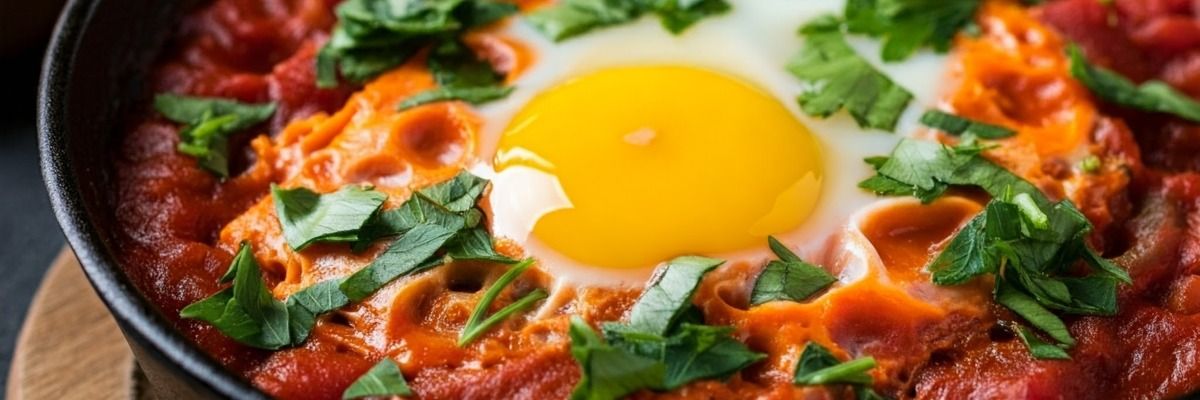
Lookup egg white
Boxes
[470,0,952,286]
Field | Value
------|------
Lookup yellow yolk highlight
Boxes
[495,66,823,268]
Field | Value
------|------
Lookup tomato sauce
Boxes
[112,0,1200,399]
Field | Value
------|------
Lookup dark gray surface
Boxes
[0,44,65,391]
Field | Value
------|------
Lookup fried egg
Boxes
[473,0,951,286]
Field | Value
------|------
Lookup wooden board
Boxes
[7,248,147,399]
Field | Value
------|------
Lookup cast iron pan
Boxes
[36,1,1200,399]
[38,0,267,398]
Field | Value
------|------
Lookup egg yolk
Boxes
[495,66,823,269]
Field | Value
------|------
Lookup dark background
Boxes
[0,0,72,391]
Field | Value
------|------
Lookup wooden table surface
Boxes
[6,249,145,399]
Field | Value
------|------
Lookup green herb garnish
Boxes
[600,322,765,391]
[793,342,875,386]
[1079,155,1101,173]
[339,224,458,301]
[399,85,515,110]
[526,0,729,42]
[342,359,412,399]
[284,278,351,343]
[1068,45,1200,123]
[857,138,1038,203]
[624,256,723,336]
[792,342,882,397]
[567,256,766,399]
[860,138,1132,358]
[749,236,836,305]
[844,0,984,62]
[271,185,387,250]
[181,244,357,348]
[399,40,516,110]
[568,316,666,400]
[920,110,1016,139]
[459,259,547,345]
[1014,325,1071,360]
[186,171,513,350]
[153,94,276,177]
[788,17,914,132]
[316,0,518,88]
[180,243,293,349]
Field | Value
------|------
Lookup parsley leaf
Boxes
[188,171,512,350]
[445,227,517,263]
[860,139,1039,203]
[844,0,983,62]
[996,283,1074,346]
[650,0,731,34]
[525,0,641,42]
[416,170,489,212]
[342,359,412,399]
[271,185,387,250]
[459,259,546,345]
[153,94,276,177]
[353,170,488,250]
[861,138,1132,358]
[926,214,990,285]
[1068,45,1200,123]
[526,0,729,42]
[658,324,764,389]
[602,323,765,390]
[285,280,348,343]
[317,0,517,88]
[353,195,467,251]
[568,256,765,397]
[339,223,458,301]
[398,40,516,110]
[625,256,723,336]
[920,110,1015,139]
[788,19,914,132]
[180,243,291,349]
[750,237,836,305]
[183,245,361,348]
[398,85,515,110]
[1015,325,1071,360]
[568,316,666,400]
[792,342,876,387]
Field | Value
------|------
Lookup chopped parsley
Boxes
[398,40,516,110]
[459,259,548,346]
[1079,155,1101,173]
[340,223,459,301]
[601,322,765,391]
[153,94,276,177]
[623,256,723,336]
[398,85,515,110]
[844,0,984,62]
[316,0,517,88]
[792,342,882,398]
[1067,45,1200,123]
[1014,325,1071,360]
[788,17,914,132]
[180,243,296,349]
[271,185,387,250]
[749,236,836,305]
[857,138,1039,203]
[860,138,1132,358]
[920,110,1016,139]
[342,359,412,399]
[526,0,730,42]
[568,256,765,399]
[185,171,514,349]
[568,316,666,400]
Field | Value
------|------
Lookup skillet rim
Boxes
[36,0,269,398]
